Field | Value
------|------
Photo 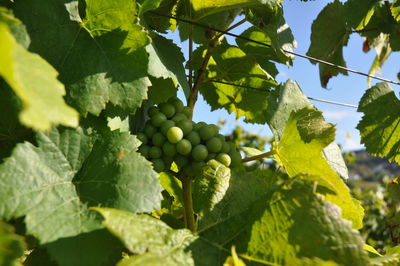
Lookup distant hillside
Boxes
[347,150,400,181]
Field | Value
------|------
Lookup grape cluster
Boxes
[137,97,242,176]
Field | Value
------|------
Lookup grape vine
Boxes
[0,0,400,265]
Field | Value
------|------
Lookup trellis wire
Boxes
[150,11,400,87]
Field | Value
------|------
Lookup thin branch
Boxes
[242,150,276,163]
[182,175,196,233]
[215,17,247,39]
[149,11,400,86]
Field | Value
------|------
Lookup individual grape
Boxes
[229,150,242,168]
[144,123,157,138]
[168,97,184,112]
[152,158,165,172]
[177,119,193,136]
[216,153,231,167]
[221,142,230,153]
[216,134,225,142]
[176,139,192,155]
[160,120,175,135]
[186,131,201,146]
[171,113,187,123]
[193,121,207,130]
[174,155,188,168]
[148,106,159,117]
[137,132,147,145]
[151,112,167,127]
[139,145,150,157]
[152,132,166,147]
[206,137,222,153]
[162,142,177,157]
[149,146,162,159]
[192,144,208,161]
[159,102,176,118]
[192,161,206,174]
[166,127,183,144]
[182,106,193,118]
[198,124,217,141]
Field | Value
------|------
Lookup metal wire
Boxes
[150,11,400,86]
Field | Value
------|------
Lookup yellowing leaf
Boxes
[0,22,78,131]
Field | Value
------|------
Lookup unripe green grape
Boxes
[152,132,166,147]
[171,113,187,123]
[198,124,217,141]
[151,112,167,127]
[149,146,162,159]
[137,132,147,145]
[206,137,222,153]
[177,119,193,136]
[144,123,157,138]
[152,158,165,172]
[176,139,192,155]
[160,120,175,135]
[139,145,150,157]
[221,142,230,153]
[182,106,193,118]
[148,106,159,117]
[166,127,183,144]
[216,153,231,167]
[192,161,206,174]
[193,121,207,130]
[159,102,176,118]
[174,155,188,168]
[206,153,216,161]
[186,131,201,146]
[216,134,225,142]
[192,144,208,161]
[162,142,177,157]
[168,97,184,112]
[229,150,242,168]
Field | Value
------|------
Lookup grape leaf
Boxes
[274,108,364,229]
[95,174,369,266]
[0,22,78,131]
[94,207,196,266]
[146,34,190,101]
[307,0,350,87]
[266,80,349,180]
[392,0,400,22]
[343,0,380,30]
[190,0,278,20]
[13,0,151,116]
[0,127,162,244]
[367,33,392,87]
[141,0,178,33]
[195,42,278,123]
[357,82,400,165]
[0,221,26,266]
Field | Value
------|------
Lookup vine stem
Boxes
[242,150,276,163]
[182,175,196,233]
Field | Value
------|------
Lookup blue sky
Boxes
[169,1,400,151]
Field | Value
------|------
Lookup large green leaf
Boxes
[96,172,369,266]
[274,108,364,229]
[0,221,26,266]
[0,22,78,131]
[13,0,151,116]
[307,0,350,87]
[343,0,380,30]
[146,34,190,101]
[392,0,400,22]
[195,42,277,123]
[94,208,195,266]
[357,82,400,165]
[0,127,162,244]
